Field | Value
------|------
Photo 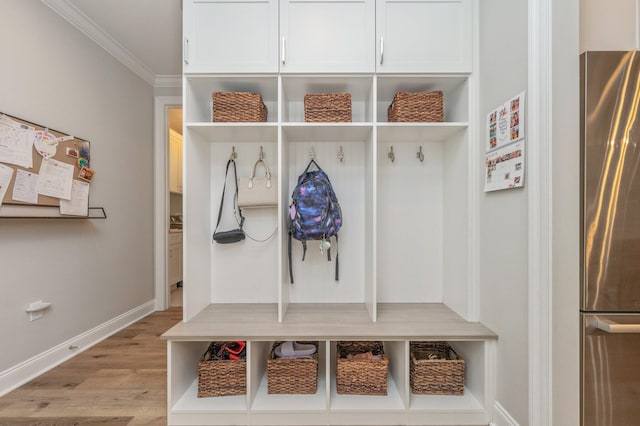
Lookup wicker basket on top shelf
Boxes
[410,341,464,395]
[212,91,268,122]
[304,93,352,122]
[336,341,388,396]
[387,90,444,122]
[197,342,246,397]
[267,341,319,394]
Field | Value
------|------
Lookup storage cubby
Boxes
[281,76,374,123]
[185,75,279,123]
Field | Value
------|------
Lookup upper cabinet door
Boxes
[376,0,472,73]
[183,0,279,73]
[280,0,375,73]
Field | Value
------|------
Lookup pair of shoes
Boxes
[274,341,316,359]
[346,350,383,361]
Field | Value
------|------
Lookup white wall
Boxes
[0,0,154,377]
[580,0,638,51]
[478,0,529,423]
[553,0,580,424]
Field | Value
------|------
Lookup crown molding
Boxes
[155,75,183,88]
[41,0,156,86]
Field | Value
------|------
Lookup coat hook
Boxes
[259,145,264,160]
[310,146,316,160]
[388,146,395,163]
[417,146,424,162]
[230,146,237,160]
[338,146,344,163]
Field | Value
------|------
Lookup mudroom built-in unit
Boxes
[164,0,497,425]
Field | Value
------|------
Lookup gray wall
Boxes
[478,0,529,423]
[0,1,154,374]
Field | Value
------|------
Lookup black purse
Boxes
[212,159,245,244]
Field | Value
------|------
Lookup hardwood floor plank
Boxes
[0,308,182,424]
[0,416,133,425]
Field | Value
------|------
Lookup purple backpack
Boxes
[288,160,342,283]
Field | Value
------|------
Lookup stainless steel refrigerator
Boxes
[581,51,640,426]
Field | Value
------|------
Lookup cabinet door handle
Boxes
[380,36,384,65]
[282,37,286,65]
[596,317,640,333]
[184,38,189,65]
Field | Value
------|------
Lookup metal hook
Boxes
[310,147,316,160]
[259,146,264,161]
[338,146,344,163]
[417,146,424,162]
[388,146,395,163]
[230,146,237,160]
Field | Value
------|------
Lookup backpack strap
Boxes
[214,159,244,235]
[288,231,294,284]
[301,240,307,261]
[303,159,322,174]
[335,234,339,281]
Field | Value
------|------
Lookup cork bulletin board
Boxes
[0,111,91,208]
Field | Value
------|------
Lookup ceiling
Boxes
[44,0,183,86]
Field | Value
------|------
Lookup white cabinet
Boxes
[166,2,496,425]
[169,232,183,286]
[183,0,279,73]
[376,0,473,73]
[280,0,375,73]
[169,129,182,194]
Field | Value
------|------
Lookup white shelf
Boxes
[330,374,405,411]
[409,387,484,412]
[186,122,278,142]
[173,379,248,412]
[282,123,373,142]
[376,122,468,142]
[251,372,327,411]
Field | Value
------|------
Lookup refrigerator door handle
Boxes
[596,317,640,333]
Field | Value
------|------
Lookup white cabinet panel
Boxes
[281,0,375,73]
[376,0,472,73]
[184,0,279,73]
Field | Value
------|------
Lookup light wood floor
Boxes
[0,308,183,426]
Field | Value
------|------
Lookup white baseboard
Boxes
[0,300,155,397]
[491,401,520,426]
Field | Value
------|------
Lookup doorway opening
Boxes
[168,107,183,307]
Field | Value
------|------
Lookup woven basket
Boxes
[212,92,268,122]
[304,93,352,122]
[197,342,247,397]
[267,341,319,394]
[410,342,464,395]
[387,91,444,123]
[336,341,388,396]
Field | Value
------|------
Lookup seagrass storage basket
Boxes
[267,341,319,394]
[197,342,247,397]
[336,341,388,396]
[304,93,352,122]
[387,91,444,122]
[212,91,268,122]
[410,341,464,395]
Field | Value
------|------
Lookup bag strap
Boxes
[214,159,244,234]
[248,158,272,189]
[303,159,322,174]
[288,231,294,284]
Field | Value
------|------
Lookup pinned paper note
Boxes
[0,163,15,206]
[36,158,74,200]
[12,169,39,204]
[0,119,34,169]
[34,129,58,159]
[60,180,89,216]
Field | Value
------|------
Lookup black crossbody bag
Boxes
[212,159,246,244]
